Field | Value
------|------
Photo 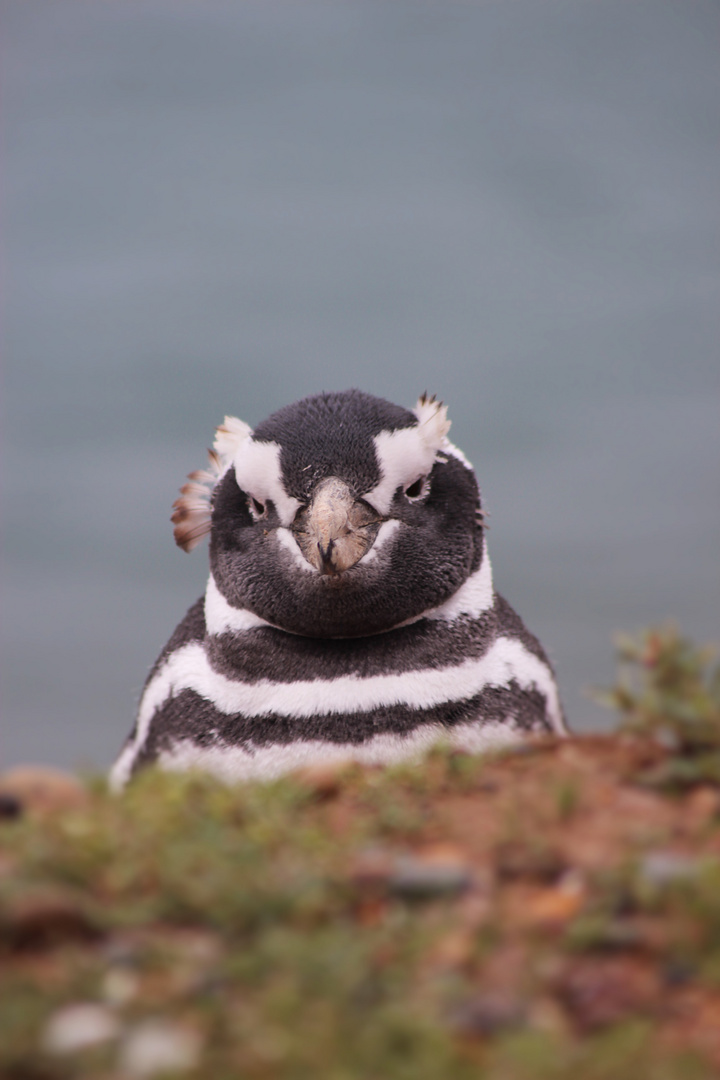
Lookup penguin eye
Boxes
[404,476,429,502]
[248,496,267,520]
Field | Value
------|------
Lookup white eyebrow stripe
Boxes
[231,437,301,527]
[364,427,439,515]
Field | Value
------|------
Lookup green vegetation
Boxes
[3,627,720,1078]
[599,624,720,790]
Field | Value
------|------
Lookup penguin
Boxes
[111,390,566,788]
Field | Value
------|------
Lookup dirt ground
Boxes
[4,726,720,1079]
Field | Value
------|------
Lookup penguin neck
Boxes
[204,574,275,636]
[203,544,495,640]
[388,544,494,631]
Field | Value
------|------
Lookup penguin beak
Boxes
[292,477,382,575]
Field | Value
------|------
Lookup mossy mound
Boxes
[3,627,720,1080]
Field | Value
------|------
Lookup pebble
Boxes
[43,1003,120,1054]
[639,851,703,886]
[448,992,525,1036]
[3,887,101,951]
[389,854,472,898]
[0,766,89,817]
[119,1021,201,1077]
[350,845,473,899]
[0,792,22,820]
[102,967,138,1007]
[555,958,660,1032]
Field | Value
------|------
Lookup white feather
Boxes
[213,415,253,468]
[412,395,451,447]
[155,721,522,784]
[425,551,494,621]
[204,574,273,635]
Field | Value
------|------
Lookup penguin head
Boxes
[172,390,484,637]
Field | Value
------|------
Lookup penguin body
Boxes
[111,390,565,788]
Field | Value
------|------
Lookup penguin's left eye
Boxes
[248,496,267,521]
[404,476,430,502]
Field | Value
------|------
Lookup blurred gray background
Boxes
[3,0,718,770]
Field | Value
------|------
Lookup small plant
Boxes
[598,625,720,791]
[603,625,720,749]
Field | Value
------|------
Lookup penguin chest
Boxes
[123,607,557,786]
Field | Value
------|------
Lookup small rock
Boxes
[0,766,89,817]
[555,958,660,1032]
[389,848,472,899]
[351,845,473,899]
[0,792,22,820]
[448,992,525,1036]
[43,1003,120,1054]
[663,958,697,986]
[120,1020,202,1077]
[639,851,702,886]
[102,967,138,1006]
[103,937,141,966]
[2,888,102,951]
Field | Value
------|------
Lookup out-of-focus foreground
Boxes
[2,628,720,1079]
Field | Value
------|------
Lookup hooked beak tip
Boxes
[317,538,339,575]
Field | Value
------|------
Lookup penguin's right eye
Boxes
[404,476,430,502]
[248,496,267,520]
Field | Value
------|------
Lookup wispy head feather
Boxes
[172,416,253,552]
[214,415,252,461]
[413,393,451,453]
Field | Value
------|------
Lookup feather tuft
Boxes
[412,394,451,453]
[172,447,225,552]
[172,419,252,552]
[214,416,252,462]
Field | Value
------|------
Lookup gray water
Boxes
[3,0,719,770]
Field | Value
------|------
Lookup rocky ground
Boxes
[2,626,720,1080]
